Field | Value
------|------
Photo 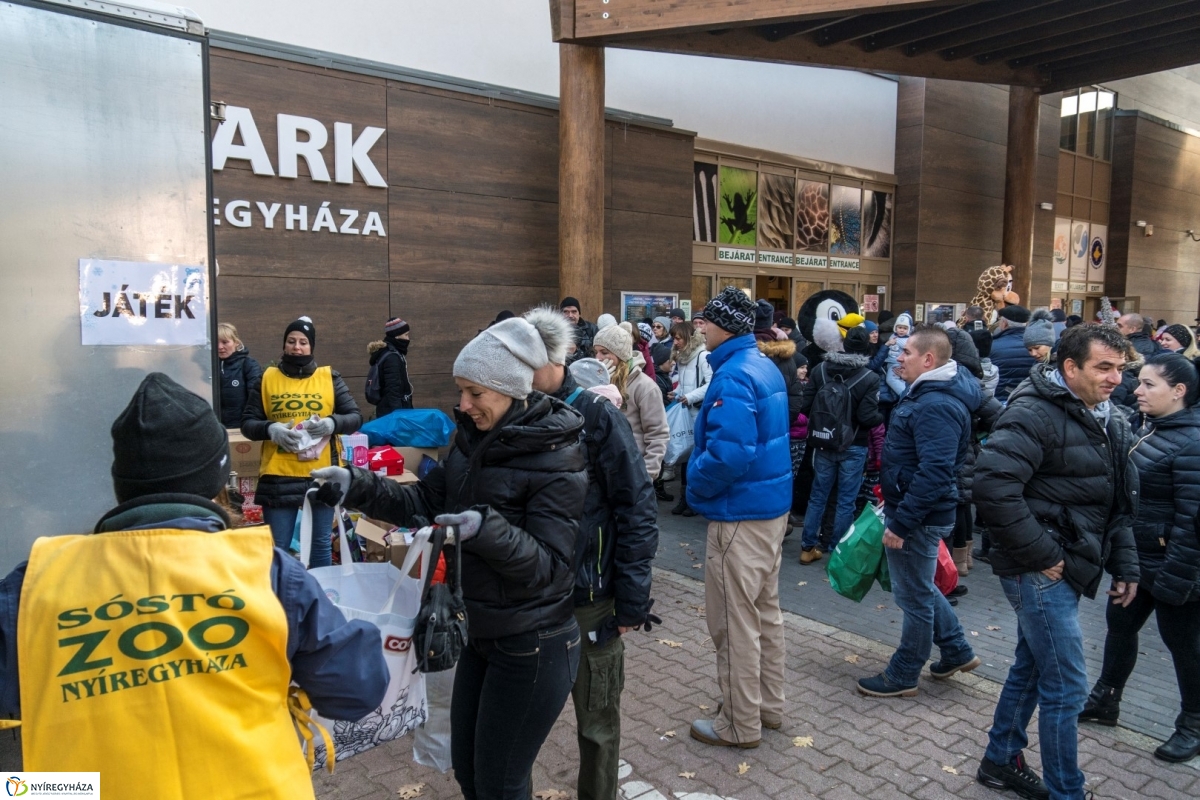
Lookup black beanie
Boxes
[111,373,230,503]
[560,297,581,312]
[844,327,871,355]
[702,286,756,335]
[996,305,1031,324]
[284,316,316,349]
[754,299,775,332]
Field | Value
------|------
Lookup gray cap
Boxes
[569,358,610,389]
[452,317,548,399]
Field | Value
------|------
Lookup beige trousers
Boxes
[705,513,788,743]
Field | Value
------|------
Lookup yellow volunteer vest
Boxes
[259,365,338,477]
[17,527,315,800]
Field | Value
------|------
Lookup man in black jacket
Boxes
[1117,312,1164,360]
[561,296,599,360]
[973,324,1140,800]
[526,307,658,800]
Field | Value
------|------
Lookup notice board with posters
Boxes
[0,2,214,573]
[621,293,679,323]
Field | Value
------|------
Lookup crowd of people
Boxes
[1,287,1197,800]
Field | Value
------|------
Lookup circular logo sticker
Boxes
[1090,237,1104,269]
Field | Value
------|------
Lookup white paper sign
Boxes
[79,259,209,346]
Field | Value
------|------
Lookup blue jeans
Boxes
[985,572,1087,800]
[452,620,581,800]
[883,523,974,686]
[801,445,867,550]
[262,504,333,567]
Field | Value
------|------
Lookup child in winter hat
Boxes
[452,317,549,399]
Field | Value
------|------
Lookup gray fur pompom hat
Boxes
[453,317,549,399]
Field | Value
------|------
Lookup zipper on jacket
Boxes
[596,526,604,593]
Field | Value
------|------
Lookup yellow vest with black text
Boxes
[17,527,314,800]
[259,365,339,477]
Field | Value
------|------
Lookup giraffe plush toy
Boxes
[960,264,1020,326]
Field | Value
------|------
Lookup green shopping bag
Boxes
[826,503,886,602]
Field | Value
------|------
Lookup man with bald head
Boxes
[1116,312,1163,360]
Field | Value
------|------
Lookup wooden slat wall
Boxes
[210,49,695,416]
[892,77,1057,313]
[1108,115,1200,324]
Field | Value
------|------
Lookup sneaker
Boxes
[799,547,823,565]
[930,655,981,680]
[976,753,1049,800]
[856,672,918,698]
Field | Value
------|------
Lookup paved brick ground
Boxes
[652,496,1184,743]
[309,563,1198,800]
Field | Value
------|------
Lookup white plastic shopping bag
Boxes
[298,490,431,769]
[663,401,695,466]
[412,664,455,772]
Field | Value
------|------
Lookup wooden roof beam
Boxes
[863,0,1048,54]
[602,26,1044,85]
[1045,37,1200,92]
[1005,2,1200,68]
[967,0,1194,64]
[910,0,1122,58]
[756,16,850,42]
[563,0,948,41]
[810,5,961,47]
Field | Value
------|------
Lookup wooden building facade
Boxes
[209,35,693,413]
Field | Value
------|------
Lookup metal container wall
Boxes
[0,2,212,571]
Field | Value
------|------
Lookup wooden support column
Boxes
[1002,85,1040,305]
[558,43,605,318]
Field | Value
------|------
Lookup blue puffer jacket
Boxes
[991,327,1036,402]
[687,335,791,521]
[881,362,981,539]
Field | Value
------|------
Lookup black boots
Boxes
[1155,711,1200,763]
[1078,683,1121,727]
[654,478,673,503]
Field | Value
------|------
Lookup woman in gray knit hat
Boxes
[313,317,588,800]
[1023,309,1057,364]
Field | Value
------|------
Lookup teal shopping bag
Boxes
[826,503,886,602]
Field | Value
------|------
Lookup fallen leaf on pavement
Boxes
[876,604,887,609]
[692,563,703,569]
[533,791,569,800]
[986,625,1001,631]
[970,631,979,636]
[397,785,425,799]
[737,762,750,775]
[698,704,710,710]
[658,639,682,648]
[679,771,696,779]
[797,581,808,586]
[792,736,814,748]
[844,654,860,664]
[662,730,677,738]
[679,542,688,547]
[941,765,959,775]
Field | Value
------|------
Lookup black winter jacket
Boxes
[554,375,658,625]
[343,393,588,639]
[1128,407,1200,605]
[220,349,263,428]
[241,358,363,507]
[574,319,599,359]
[945,327,984,380]
[1127,331,1163,361]
[758,339,798,393]
[881,363,981,538]
[974,365,1140,598]
[798,352,883,448]
[958,395,1004,504]
[369,339,414,418]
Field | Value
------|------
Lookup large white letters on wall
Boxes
[79,260,209,346]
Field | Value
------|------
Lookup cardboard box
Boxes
[227,430,262,479]
[353,517,424,577]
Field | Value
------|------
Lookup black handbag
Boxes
[412,526,467,673]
